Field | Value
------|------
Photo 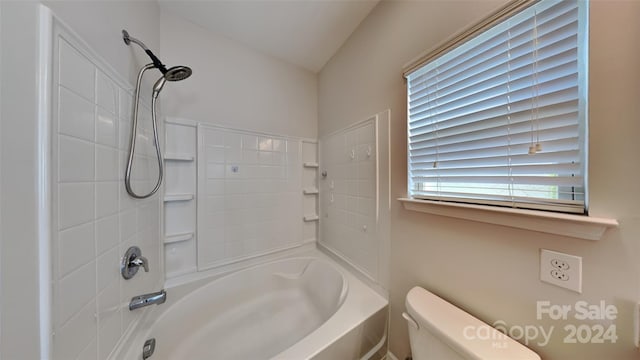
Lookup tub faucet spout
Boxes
[129,289,166,311]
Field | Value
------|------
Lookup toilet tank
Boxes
[404,287,540,360]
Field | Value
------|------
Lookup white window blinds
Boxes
[406,0,587,214]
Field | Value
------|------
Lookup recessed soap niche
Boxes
[163,118,318,280]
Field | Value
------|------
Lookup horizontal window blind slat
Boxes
[410,124,579,154]
[409,73,578,124]
[410,118,578,150]
[410,3,578,89]
[409,47,577,111]
[409,99,577,137]
[410,162,580,177]
[409,52,577,116]
[410,137,579,163]
[409,108,577,143]
[410,150,580,170]
[410,26,578,100]
[411,176,583,187]
[409,87,578,131]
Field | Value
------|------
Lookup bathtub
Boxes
[111,249,388,360]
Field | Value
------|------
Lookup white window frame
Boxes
[404,0,589,215]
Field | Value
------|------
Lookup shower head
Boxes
[164,66,192,82]
[152,66,192,99]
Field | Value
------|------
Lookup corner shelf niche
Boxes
[302,140,319,242]
[164,118,198,280]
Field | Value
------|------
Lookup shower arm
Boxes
[124,63,164,199]
[123,30,168,74]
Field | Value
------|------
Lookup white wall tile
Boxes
[59,135,95,182]
[59,183,95,230]
[119,209,137,242]
[258,137,272,151]
[54,301,97,360]
[96,107,118,148]
[272,139,284,152]
[206,164,225,179]
[97,308,121,360]
[59,40,95,102]
[95,214,119,255]
[59,86,95,141]
[96,248,119,294]
[96,71,117,114]
[58,261,96,326]
[76,337,98,360]
[241,134,257,150]
[58,222,95,277]
[205,146,225,163]
[242,149,258,164]
[203,129,224,146]
[118,89,133,123]
[95,145,120,181]
[119,121,132,151]
[95,182,119,219]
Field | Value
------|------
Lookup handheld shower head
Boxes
[165,66,192,82]
[152,66,192,99]
[124,30,192,199]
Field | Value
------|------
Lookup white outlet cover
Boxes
[540,249,582,293]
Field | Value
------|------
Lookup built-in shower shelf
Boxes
[164,232,194,244]
[165,153,195,161]
[303,162,319,168]
[164,193,195,202]
[303,215,319,222]
[303,188,319,195]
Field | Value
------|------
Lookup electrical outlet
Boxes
[540,249,582,293]
[550,269,569,281]
[550,258,570,271]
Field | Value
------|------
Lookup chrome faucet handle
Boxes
[130,256,149,272]
[121,246,149,279]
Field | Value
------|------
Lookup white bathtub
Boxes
[112,250,388,360]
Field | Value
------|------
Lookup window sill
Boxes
[398,198,618,241]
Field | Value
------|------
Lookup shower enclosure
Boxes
[17,5,390,359]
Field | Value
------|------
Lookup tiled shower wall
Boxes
[197,125,306,271]
[51,34,162,359]
[319,119,379,279]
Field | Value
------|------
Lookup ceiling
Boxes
[158,0,380,73]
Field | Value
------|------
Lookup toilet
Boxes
[403,287,541,360]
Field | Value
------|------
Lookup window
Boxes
[405,0,587,214]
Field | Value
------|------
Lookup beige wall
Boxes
[318,1,640,359]
[159,10,318,139]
